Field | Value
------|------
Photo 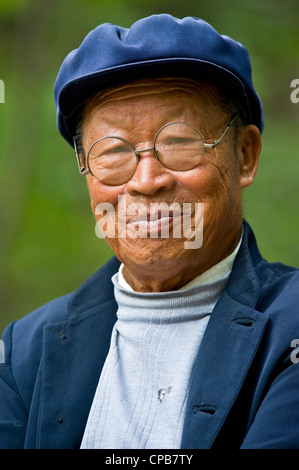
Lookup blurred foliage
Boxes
[0,0,298,333]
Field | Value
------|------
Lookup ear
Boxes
[238,125,262,189]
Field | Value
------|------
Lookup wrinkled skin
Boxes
[81,78,261,292]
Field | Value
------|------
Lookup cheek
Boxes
[87,178,125,252]
[176,162,227,201]
[87,176,124,215]
[176,156,241,228]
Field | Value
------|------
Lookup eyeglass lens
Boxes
[87,122,205,186]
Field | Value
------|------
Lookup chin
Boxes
[115,236,200,268]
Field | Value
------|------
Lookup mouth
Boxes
[127,211,179,238]
[95,196,203,246]
[115,198,202,241]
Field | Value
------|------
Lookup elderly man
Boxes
[1,14,299,450]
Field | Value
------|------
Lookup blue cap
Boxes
[54,14,264,147]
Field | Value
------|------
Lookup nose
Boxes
[125,150,176,196]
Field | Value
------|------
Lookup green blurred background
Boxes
[0,0,298,334]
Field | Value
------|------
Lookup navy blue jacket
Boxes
[1,221,299,449]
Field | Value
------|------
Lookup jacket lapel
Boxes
[180,293,268,448]
[34,257,120,449]
[181,222,269,448]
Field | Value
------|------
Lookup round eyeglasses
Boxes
[74,113,239,186]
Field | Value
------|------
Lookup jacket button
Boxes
[57,415,63,423]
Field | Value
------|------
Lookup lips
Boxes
[114,198,201,240]
[127,212,174,237]
[123,204,185,238]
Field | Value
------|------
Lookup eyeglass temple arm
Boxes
[203,113,240,150]
[73,137,90,176]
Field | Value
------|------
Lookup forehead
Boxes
[82,78,225,129]
[85,77,220,105]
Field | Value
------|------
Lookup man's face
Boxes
[81,78,259,291]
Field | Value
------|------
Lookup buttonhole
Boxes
[231,318,255,327]
[192,405,216,415]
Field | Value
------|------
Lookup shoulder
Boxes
[255,256,299,313]
[251,257,299,370]
[0,293,74,411]
[4,292,73,365]
[4,256,120,342]
[0,257,120,414]
[239,221,299,314]
[12,292,73,337]
[1,256,120,375]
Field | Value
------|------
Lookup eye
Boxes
[170,137,186,144]
[162,136,195,147]
[89,137,133,160]
[104,144,131,155]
